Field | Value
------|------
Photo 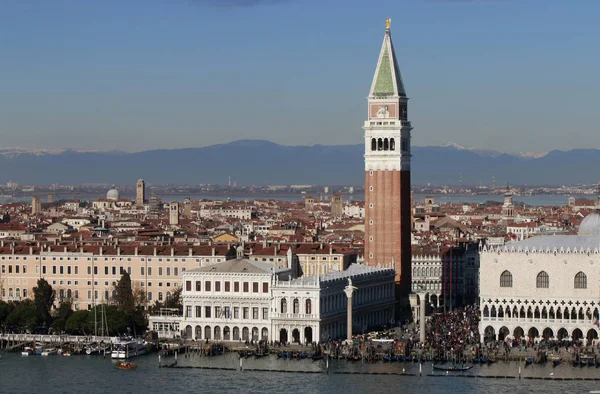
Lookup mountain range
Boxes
[0,140,598,186]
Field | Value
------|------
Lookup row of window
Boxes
[1,265,27,274]
[500,270,587,289]
[1,256,203,263]
[185,280,268,294]
[2,288,28,298]
[1,264,186,277]
[185,305,269,320]
[280,298,312,314]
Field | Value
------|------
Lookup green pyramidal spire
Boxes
[369,20,406,97]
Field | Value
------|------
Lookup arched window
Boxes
[390,138,395,151]
[371,138,376,151]
[500,270,512,287]
[383,138,389,150]
[306,299,312,314]
[293,298,299,314]
[23,289,27,298]
[15,288,20,298]
[281,298,287,314]
[377,138,383,151]
[536,271,549,288]
[575,271,587,289]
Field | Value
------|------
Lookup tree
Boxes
[6,300,38,331]
[33,278,54,327]
[65,310,91,334]
[114,271,135,313]
[51,300,74,334]
[0,300,14,329]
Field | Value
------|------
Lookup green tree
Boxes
[0,300,12,328]
[65,310,91,334]
[33,278,54,327]
[114,271,135,313]
[6,300,38,331]
[51,300,74,333]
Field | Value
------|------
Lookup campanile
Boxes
[364,19,412,297]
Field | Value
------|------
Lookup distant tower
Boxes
[331,194,343,219]
[364,19,413,295]
[502,184,514,219]
[183,197,192,218]
[323,186,329,194]
[170,202,180,225]
[136,179,146,207]
[305,196,315,215]
[31,196,42,214]
[47,194,52,204]
[149,193,162,213]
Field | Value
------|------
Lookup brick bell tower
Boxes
[364,19,412,301]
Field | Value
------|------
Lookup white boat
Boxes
[110,340,149,359]
[41,348,58,356]
[21,347,33,357]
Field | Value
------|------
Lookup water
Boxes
[1,352,598,394]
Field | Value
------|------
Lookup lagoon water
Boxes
[1,352,598,394]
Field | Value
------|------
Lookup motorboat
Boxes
[115,361,137,370]
[41,348,58,356]
[111,339,149,359]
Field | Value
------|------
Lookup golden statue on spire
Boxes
[385,18,391,31]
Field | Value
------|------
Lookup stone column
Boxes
[344,279,358,341]
[419,293,426,343]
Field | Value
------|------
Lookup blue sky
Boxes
[1,0,598,153]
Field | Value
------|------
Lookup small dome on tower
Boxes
[106,185,120,201]
[578,212,600,236]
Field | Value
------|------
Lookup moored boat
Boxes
[41,348,58,356]
[111,339,149,359]
[432,364,473,372]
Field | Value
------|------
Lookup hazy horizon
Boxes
[2,1,599,152]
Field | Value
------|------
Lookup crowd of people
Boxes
[420,305,481,358]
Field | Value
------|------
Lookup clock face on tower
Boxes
[369,103,396,120]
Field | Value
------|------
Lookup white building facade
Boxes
[479,213,600,344]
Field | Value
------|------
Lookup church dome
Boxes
[106,186,120,201]
[578,211,600,236]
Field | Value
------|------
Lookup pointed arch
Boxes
[575,271,587,289]
[536,271,549,288]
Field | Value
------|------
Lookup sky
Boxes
[1,0,599,154]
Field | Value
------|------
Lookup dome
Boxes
[106,186,120,201]
[578,212,600,236]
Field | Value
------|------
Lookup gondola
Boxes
[525,357,534,366]
[432,364,473,372]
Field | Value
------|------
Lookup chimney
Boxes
[188,248,193,257]
[211,247,215,257]
[135,247,139,256]
[320,243,323,250]
[99,247,103,256]
[117,247,121,256]
[1,240,4,247]
[29,246,33,255]
[153,247,157,257]
[64,246,67,253]
[249,246,253,256]
[329,246,332,255]
[80,247,84,253]
[171,247,174,257]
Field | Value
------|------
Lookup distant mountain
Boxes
[0,140,597,186]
